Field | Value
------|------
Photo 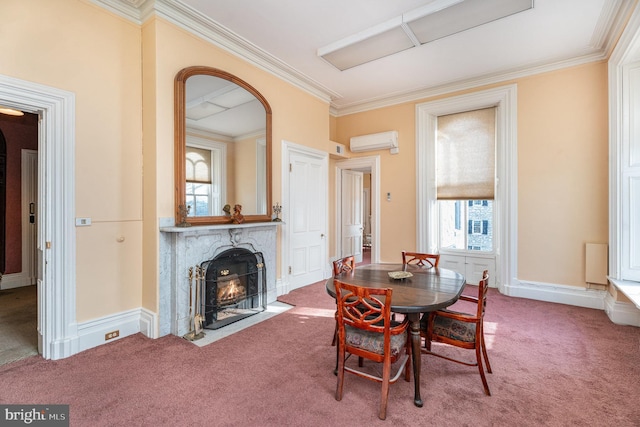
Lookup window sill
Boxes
[609,278,640,309]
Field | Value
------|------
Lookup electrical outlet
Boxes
[105,330,119,340]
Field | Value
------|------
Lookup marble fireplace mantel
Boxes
[159,218,279,337]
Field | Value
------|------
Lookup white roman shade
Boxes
[186,146,212,184]
[436,107,496,200]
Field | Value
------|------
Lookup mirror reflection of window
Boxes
[186,141,226,216]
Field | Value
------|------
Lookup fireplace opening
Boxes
[200,248,266,330]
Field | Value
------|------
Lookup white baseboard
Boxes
[71,277,639,355]
[503,278,640,327]
[77,307,157,352]
[0,272,35,289]
[276,277,289,296]
[276,270,331,297]
[139,307,158,338]
[502,279,606,310]
[604,292,640,326]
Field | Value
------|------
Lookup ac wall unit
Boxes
[350,130,399,154]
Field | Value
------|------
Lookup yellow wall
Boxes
[517,63,608,286]
[1,0,144,321]
[333,103,419,263]
[334,62,609,287]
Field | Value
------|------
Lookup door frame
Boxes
[0,74,77,360]
[22,149,37,286]
[280,140,329,294]
[336,156,381,264]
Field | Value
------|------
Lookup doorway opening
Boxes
[335,156,380,265]
[0,115,38,365]
[0,73,77,360]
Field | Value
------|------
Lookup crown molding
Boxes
[93,0,635,117]
[89,0,145,23]
[92,0,336,104]
[332,50,608,117]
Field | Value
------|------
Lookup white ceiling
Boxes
[173,0,632,114]
[104,0,634,117]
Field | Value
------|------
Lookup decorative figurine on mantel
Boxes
[272,202,282,222]
[222,204,231,217]
[177,204,191,227]
[231,204,245,224]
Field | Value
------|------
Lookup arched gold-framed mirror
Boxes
[175,66,272,225]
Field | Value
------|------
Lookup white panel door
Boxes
[341,170,363,263]
[289,152,326,288]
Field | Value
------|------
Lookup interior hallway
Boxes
[0,285,38,365]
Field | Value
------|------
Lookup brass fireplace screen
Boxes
[199,248,266,330]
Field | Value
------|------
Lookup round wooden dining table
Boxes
[325,263,466,407]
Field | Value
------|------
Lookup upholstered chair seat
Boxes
[423,312,476,343]
[345,324,407,357]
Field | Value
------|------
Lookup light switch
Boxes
[75,217,92,226]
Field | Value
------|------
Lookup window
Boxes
[185,139,226,216]
[417,84,518,288]
[440,200,493,252]
[436,107,495,253]
[436,108,496,200]
[186,146,213,216]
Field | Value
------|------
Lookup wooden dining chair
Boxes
[331,256,357,347]
[334,279,411,420]
[420,270,492,395]
[402,251,440,268]
[332,255,356,275]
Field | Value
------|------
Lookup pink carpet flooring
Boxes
[1,280,638,426]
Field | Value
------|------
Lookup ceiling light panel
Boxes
[317,0,534,72]
[186,102,226,120]
[320,26,415,71]
[212,87,257,108]
[406,0,534,44]
[318,16,417,71]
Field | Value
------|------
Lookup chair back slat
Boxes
[335,280,391,334]
[476,270,490,319]
[402,251,440,268]
[333,256,356,275]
